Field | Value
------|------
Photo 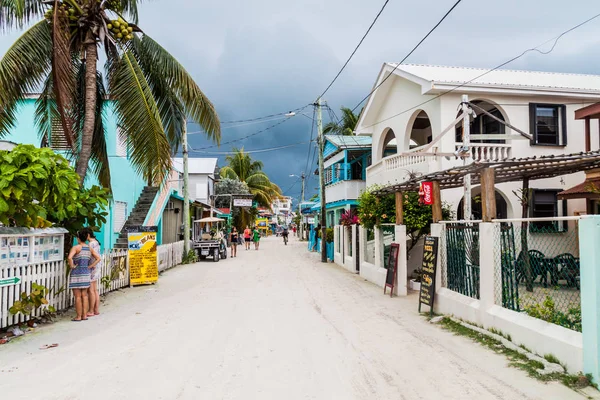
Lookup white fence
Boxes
[158,241,185,273]
[0,241,185,329]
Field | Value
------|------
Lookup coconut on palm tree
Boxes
[0,0,220,187]
[323,106,358,136]
[220,148,282,207]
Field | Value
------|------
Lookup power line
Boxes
[318,0,391,99]
[188,141,312,155]
[303,107,317,179]
[350,0,463,114]
[193,105,311,150]
[361,11,600,130]
[219,105,310,124]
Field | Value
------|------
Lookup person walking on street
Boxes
[67,230,101,322]
[244,226,252,250]
[86,229,102,317]
[230,227,239,258]
[311,224,321,252]
[253,227,261,250]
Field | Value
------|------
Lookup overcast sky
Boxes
[1,0,599,202]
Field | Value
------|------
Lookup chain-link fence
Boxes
[444,222,480,299]
[492,219,581,332]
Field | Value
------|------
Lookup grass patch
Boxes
[438,317,594,391]
[544,354,561,365]
[488,327,512,342]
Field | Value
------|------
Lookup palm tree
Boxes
[323,106,358,136]
[220,148,282,207]
[0,0,220,187]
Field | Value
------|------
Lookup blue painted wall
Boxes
[3,99,146,250]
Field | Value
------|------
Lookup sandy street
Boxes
[0,236,587,400]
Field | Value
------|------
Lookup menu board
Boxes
[128,226,158,286]
[384,243,400,297]
[418,236,439,315]
[0,233,64,265]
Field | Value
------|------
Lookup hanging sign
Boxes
[384,243,400,297]
[233,198,253,207]
[422,182,434,205]
[128,226,158,286]
[418,236,439,316]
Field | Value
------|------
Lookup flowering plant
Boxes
[340,209,359,227]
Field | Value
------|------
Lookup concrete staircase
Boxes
[114,186,160,249]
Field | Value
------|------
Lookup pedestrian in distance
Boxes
[86,228,102,317]
[67,230,101,322]
[230,227,239,258]
[244,226,252,250]
[253,226,261,250]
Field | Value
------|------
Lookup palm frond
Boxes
[34,74,58,147]
[0,20,52,137]
[51,1,76,150]
[109,50,171,184]
[0,0,46,31]
[132,35,221,144]
[219,166,239,181]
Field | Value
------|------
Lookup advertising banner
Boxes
[128,226,158,286]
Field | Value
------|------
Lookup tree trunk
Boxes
[521,178,533,292]
[75,43,98,182]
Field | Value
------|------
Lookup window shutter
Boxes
[529,103,537,145]
[50,118,71,150]
[560,105,568,146]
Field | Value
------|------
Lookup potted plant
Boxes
[410,268,423,291]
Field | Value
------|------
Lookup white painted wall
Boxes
[325,180,367,204]
[362,73,600,218]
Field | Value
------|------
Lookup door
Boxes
[114,201,127,233]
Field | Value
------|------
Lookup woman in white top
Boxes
[86,228,102,317]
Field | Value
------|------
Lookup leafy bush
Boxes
[325,227,334,243]
[523,296,582,332]
[9,283,55,316]
[0,145,109,234]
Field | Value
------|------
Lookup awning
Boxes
[311,202,321,212]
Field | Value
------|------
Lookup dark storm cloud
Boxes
[1,0,598,204]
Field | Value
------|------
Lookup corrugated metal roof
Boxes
[172,158,218,175]
[389,64,600,93]
[325,135,372,148]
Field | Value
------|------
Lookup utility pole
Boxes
[182,120,190,254]
[297,172,306,240]
[316,98,327,263]
[462,94,472,221]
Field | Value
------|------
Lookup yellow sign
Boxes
[128,227,158,286]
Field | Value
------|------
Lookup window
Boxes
[116,126,127,157]
[49,118,71,151]
[530,189,567,232]
[529,104,567,146]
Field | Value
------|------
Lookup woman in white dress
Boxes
[86,228,102,317]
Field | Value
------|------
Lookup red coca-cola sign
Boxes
[422,182,434,205]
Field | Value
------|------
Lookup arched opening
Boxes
[455,100,507,144]
[408,110,432,149]
[457,189,509,220]
[380,128,397,159]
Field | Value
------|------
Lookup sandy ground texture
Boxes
[0,235,590,400]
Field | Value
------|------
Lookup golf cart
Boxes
[192,217,228,262]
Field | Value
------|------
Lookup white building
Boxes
[356,64,600,219]
[172,158,219,206]
[272,197,293,224]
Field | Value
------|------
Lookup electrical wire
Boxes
[349,0,463,114]
[361,11,600,130]
[188,141,312,155]
[303,107,317,179]
[193,105,311,150]
[219,105,311,124]
[318,0,391,99]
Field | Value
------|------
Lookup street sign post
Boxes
[0,277,21,287]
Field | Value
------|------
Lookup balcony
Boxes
[366,143,513,188]
[325,180,366,204]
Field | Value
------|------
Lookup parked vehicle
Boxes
[192,217,228,262]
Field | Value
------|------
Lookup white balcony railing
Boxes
[457,143,512,162]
